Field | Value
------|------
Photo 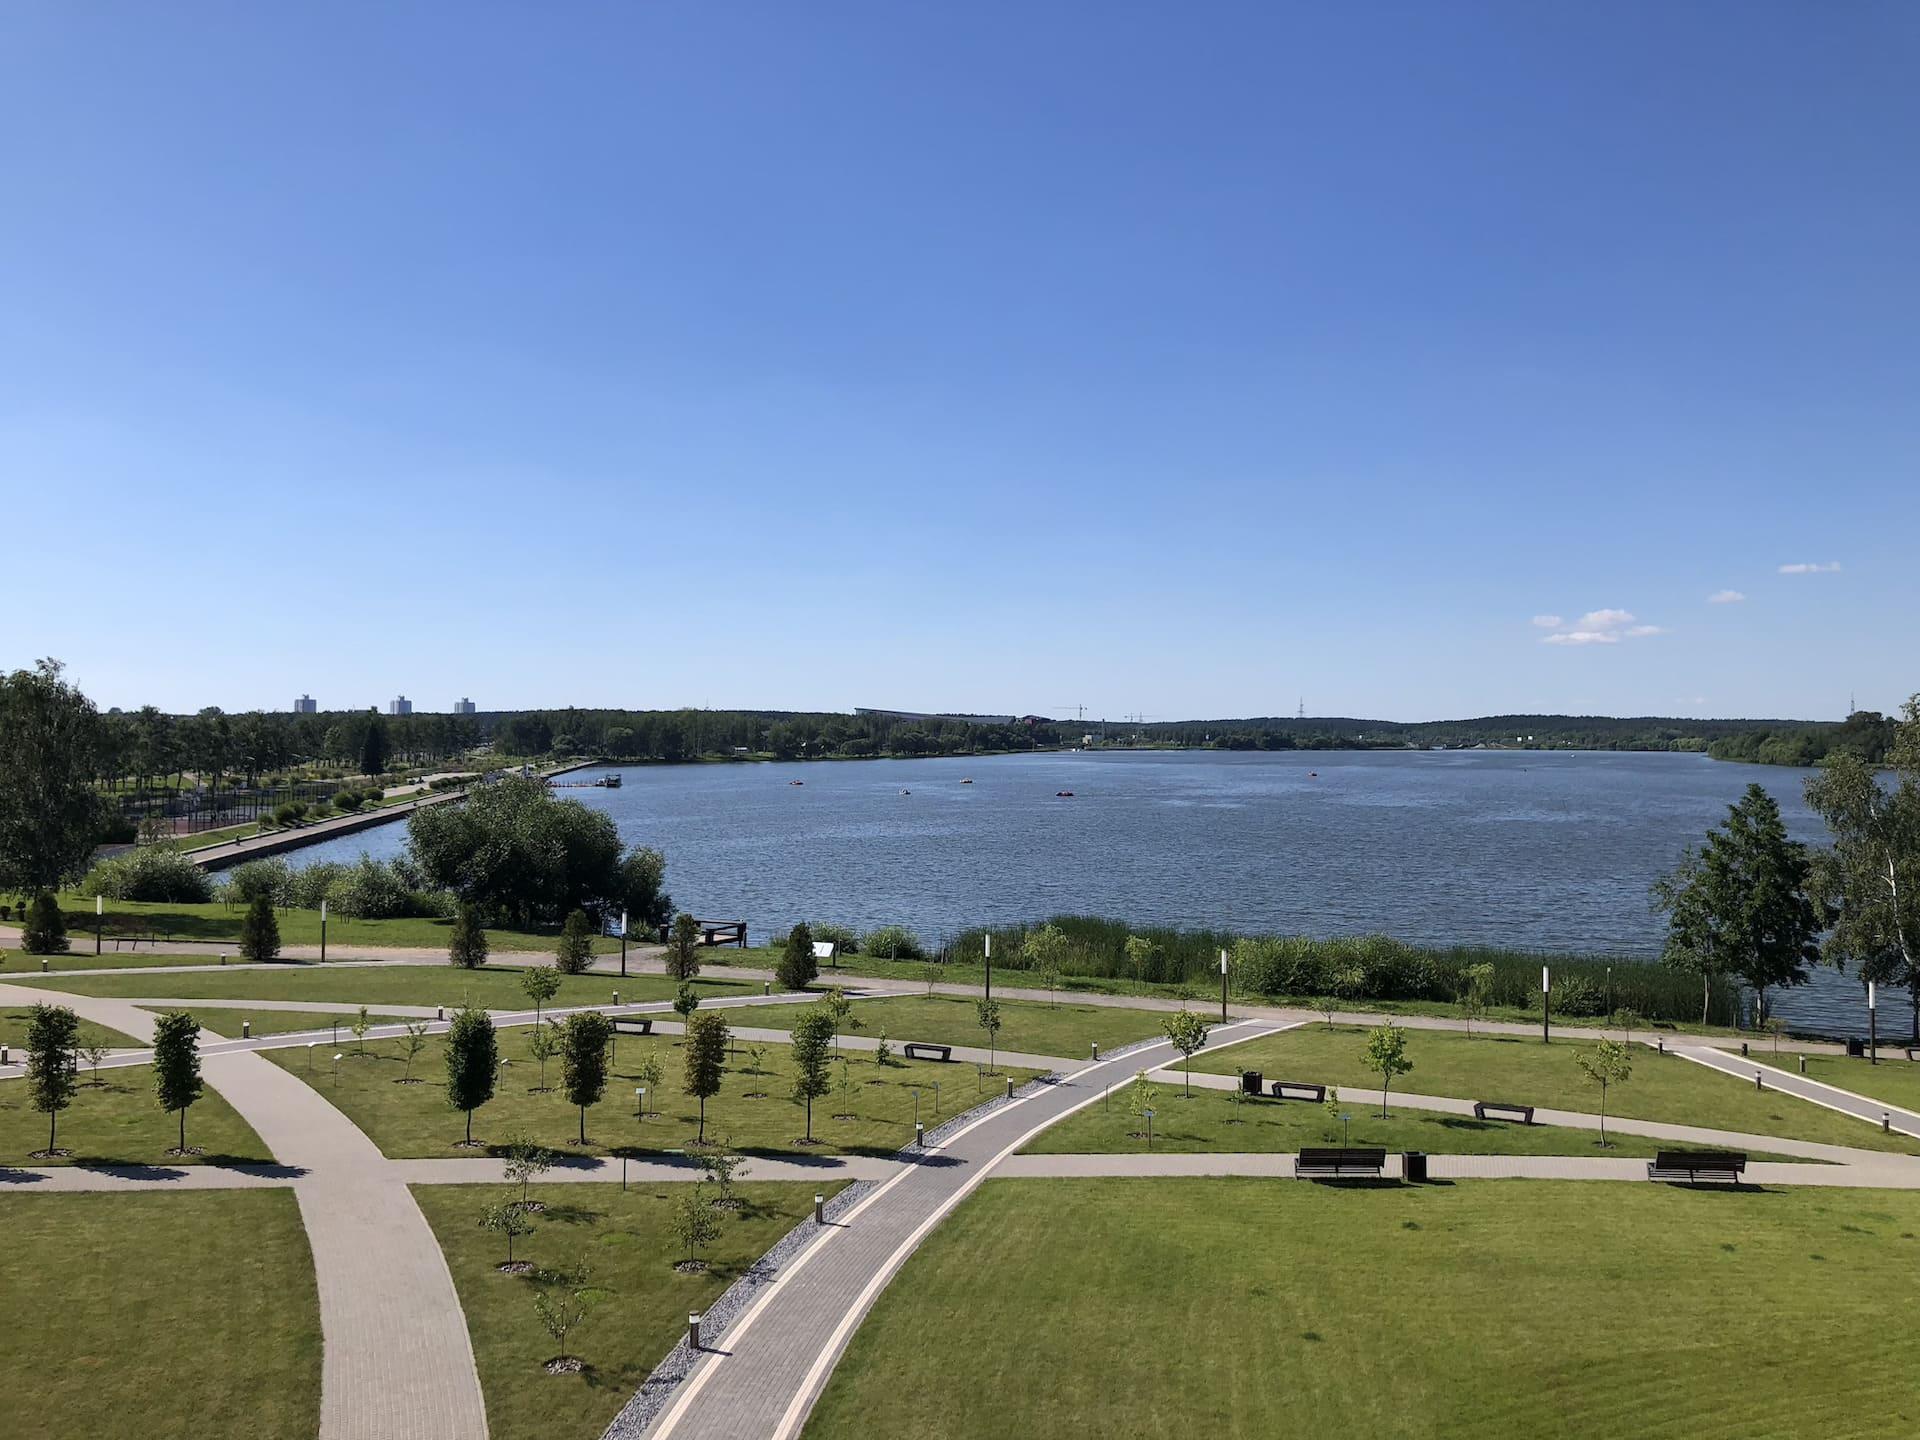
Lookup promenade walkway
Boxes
[1676,1041,1920,1139]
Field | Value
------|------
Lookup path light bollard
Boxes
[1799,1055,1807,1074]
[688,1313,701,1351]
[437,1006,444,1021]
[2,1045,9,1066]
[333,1053,342,1083]
[41,958,48,972]
[814,1193,825,1226]
[306,1042,315,1072]
[1657,1038,1665,1055]
[1884,1112,1892,1134]
[764,981,771,996]
[221,952,229,966]
[915,1122,925,1149]
[1006,1076,1015,1101]
[1090,1041,1099,1061]
[1755,1071,1763,1091]
[612,991,619,1007]
[1740,1042,1749,1058]
[242,1020,251,1039]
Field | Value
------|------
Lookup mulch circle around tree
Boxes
[28,1149,72,1161]
[516,1200,548,1215]
[497,1260,534,1276]
[674,1260,709,1275]
[163,1146,207,1158]
[742,1090,768,1099]
[710,1196,743,1212]
[792,1136,824,1147]
[451,1140,487,1150]
[831,1113,857,1122]
[544,1356,584,1375]
[393,1078,423,1085]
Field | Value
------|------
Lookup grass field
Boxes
[0,947,274,973]
[736,993,1166,1058]
[806,1178,1920,1438]
[0,1191,320,1439]
[156,1006,409,1039]
[265,1025,1035,1158]
[0,1004,139,1049]
[1193,1025,1920,1154]
[1020,1085,1798,1160]
[12,965,758,1011]
[1789,1051,1920,1116]
[0,1062,273,1165]
[416,1181,839,1440]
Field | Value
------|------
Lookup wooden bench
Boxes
[1473,1100,1534,1125]
[1269,1080,1327,1102]
[1647,1149,1747,1184]
[1295,1147,1388,1179]
[610,1016,654,1036]
[902,1042,953,1062]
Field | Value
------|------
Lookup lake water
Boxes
[286,749,1893,1039]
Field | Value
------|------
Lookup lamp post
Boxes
[1869,981,1879,1066]
[96,894,103,955]
[320,898,328,963]
[983,932,991,1004]
[1541,966,1551,1045]
[1219,948,1229,1023]
[620,910,628,979]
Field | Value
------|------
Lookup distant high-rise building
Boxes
[294,694,318,714]
[454,697,476,716]
[389,695,413,716]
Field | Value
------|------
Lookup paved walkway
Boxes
[1675,1042,1920,1139]
[0,981,488,1440]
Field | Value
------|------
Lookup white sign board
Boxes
[813,941,838,962]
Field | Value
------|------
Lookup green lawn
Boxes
[737,993,1165,1059]
[1023,1084,1772,1160]
[13,964,756,1011]
[806,1178,1920,1438]
[1790,1052,1920,1117]
[1194,1025,1920,1154]
[265,1025,1035,1158]
[156,1006,408,1039]
[0,1004,140,1049]
[416,1181,840,1440]
[0,946,271,973]
[0,1063,273,1165]
[0,1191,320,1439]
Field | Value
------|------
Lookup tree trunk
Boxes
[465,1108,473,1144]
[179,1106,186,1152]
[1702,975,1710,1028]
[698,1095,706,1142]
[49,1109,57,1154]
[578,1106,585,1144]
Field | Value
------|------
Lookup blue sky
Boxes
[3,3,1914,721]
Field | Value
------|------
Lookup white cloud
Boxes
[1533,606,1664,647]
[1778,561,1842,574]
[1707,589,1745,604]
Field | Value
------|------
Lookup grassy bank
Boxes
[10,966,754,1011]
[0,1061,273,1165]
[804,1178,1920,1438]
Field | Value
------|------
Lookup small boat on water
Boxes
[593,773,623,788]
[900,788,912,796]
[789,780,804,786]
[960,778,974,784]
[1056,790,1075,797]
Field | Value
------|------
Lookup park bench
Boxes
[1295,1147,1388,1179]
[1268,1080,1327,1102]
[1473,1100,1535,1125]
[610,1016,654,1036]
[902,1042,953,1062]
[1647,1150,1747,1184]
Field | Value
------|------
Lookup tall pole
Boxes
[1869,981,1878,1066]
[620,910,628,979]
[983,932,991,1004]
[96,894,103,956]
[1219,948,1229,1023]
[1541,965,1551,1045]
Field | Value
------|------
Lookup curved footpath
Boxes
[0,981,489,1440]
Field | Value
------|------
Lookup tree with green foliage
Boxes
[1574,1038,1633,1146]
[1127,1072,1159,1136]
[444,1005,498,1146]
[1312,993,1339,1029]
[525,1023,558,1091]
[481,1201,534,1266]
[350,1005,372,1056]
[558,1010,612,1144]
[694,1137,743,1207]
[25,1004,79,1156]
[151,1010,203,1155]
[673,984,700,1022]
[238,893,281,963]
[778,921,818,991]
[666,912,703,981]
[359,712,389,776]
[790,1007,836,1142]
[683,1011,729,1142]
[519,966,561,1027]
[1362,1022,1412,1119]
[1124,933,1156,993]
[81,1041,110,1084]
[554,908,594,976]
[1654,783,1825,1025]
[448,903,488,969]
[822,986,853,1055]
[633,1049,664,1110]
[502,1134,554,1209]
[975,998,1003,1073]
[1023,922,1070,1008]
[532,1254,600,1362]
[669,1186,722,1268]
[19,891,68,955]
[398,1018,431,1081]
[1805,707,1920,1040]
[1161,1008,1212,1096]
[1459,962,1494,1036]
[0,659,112,898]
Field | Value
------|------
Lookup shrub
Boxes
[271,802,307,827]
[218,858,291,907]
[554,909,594,975]
[21,892,69,954]
[238,894,281,962]
[81,849,215,904]
[287,862,345,910]
[861,924,924,961]
[778,923,819,991]
[324,856,421,920]
[808,923,860,955]
[333,790,363,811]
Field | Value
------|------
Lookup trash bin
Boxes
[1402,1152,1428,1183]
[1847,1037,1868,1058]
[1240,1070,1264,1096]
